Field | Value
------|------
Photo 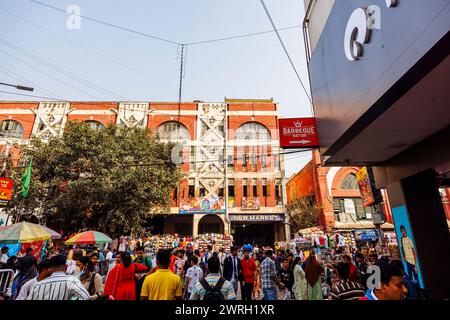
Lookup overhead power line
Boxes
[0,64,62,99]
[0,38,127,100]
[0,48,101,100]
[185,25,301,46]
[27,0,180,45]
[259,0,313,106]
[0,90,60,100]
[26,0,302,47]
[0,7,200,99]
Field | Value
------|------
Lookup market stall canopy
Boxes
[334,221,395,230]
[65,231,112,245]
[0,222,61,244]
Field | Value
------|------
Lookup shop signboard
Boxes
[354,229,378,241]
[229,214,284,222]
[179,197,225,214]
[241,197,260,210]
[0,177,13,206]
[278,118,319,149]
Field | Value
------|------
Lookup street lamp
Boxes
[0,82,34,91]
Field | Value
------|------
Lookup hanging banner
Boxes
[356,167,382,207]
[0,177,13,206]
[179,197,225,214]
[356,167,375,206]
[278,118,319,148]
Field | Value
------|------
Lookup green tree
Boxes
[6,121,181,237]
[286,196,321,231]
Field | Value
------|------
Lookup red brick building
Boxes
[287,150,394,232]
[0,99,288,244]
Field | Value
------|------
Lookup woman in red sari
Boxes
[104,252,148,300]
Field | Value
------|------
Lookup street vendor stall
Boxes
[0,222,61,261]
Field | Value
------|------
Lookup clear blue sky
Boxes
[0,0,312,177]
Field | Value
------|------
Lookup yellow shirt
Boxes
[141,269,182,300]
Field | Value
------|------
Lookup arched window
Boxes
[235,122,271,141]
[155,121,190,141]
[85,120,105,130]
[340,173,359,190]
[0,120,24,138]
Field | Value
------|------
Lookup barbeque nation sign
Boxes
[278,118,319,149]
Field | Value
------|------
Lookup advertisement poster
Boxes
[241,197,260,210]
[0,177,13,206]
[278,118,319,149]
[227,198,235,209]
[392,205,424,288]
[356,167,375,206]
[179,197,225,214]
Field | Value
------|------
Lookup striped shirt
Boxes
[330,280,365,300]
[27,272,90,300]
[189,273,236,300]
[260,257,277,290]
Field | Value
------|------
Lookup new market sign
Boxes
[278,118,319,149]
[228,214,285,222]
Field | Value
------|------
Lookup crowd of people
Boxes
[0,239,426,301]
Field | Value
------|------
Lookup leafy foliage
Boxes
[286,196,320,231]
[5,122,181,237]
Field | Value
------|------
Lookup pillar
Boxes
[387,170,450,299]
[192,214,201,238]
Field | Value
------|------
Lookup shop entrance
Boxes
[145,216,165,234]
[232,223,275,246]
[198,214,224,234]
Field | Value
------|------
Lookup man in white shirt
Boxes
[15,258,52,300]
[183,255,203,299]
[105,249,114,260]
[27,255,90,300]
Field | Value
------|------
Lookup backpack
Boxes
[200,278,226,301]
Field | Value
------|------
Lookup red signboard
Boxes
[278,118,319,148]
[0,177,13,203]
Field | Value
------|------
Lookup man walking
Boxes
[260,250,278,300]
[190,256,236,300]
[184,255,203,299]
[223,246,242,296]
[330,262,365,300]
[15,258,52,300]
[27,255,90,300]
[240,248,256,300]
[140,249,182,300]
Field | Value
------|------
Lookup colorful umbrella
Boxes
[64,231,112,245]
[0,221,61,244]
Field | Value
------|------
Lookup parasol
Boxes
[0,221,61,244]
[64,231,112,245]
